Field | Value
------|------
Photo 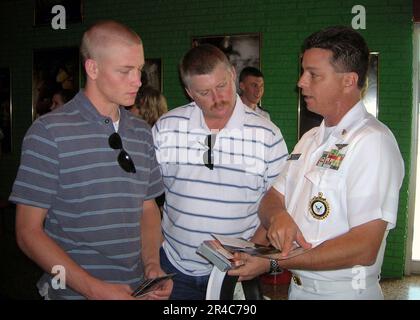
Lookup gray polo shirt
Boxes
[10,91,164,299]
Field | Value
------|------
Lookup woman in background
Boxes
[129,86,168,210]
[129,86,168,127]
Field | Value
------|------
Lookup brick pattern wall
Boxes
[0,0,412,277]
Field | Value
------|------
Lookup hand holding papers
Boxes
[212,234,309,260]
[131,273,176,298]
[196,240,245,272]
[197,234,310,272]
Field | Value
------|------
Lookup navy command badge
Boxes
[309,192,330,220]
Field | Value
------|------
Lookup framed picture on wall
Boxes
[362,52,379,118]
[34,0,83,26]
[32,47,80,120]
[297,52,379,139]
[0,67,12,155]
[192,33,261,89]
[142,58,163,92]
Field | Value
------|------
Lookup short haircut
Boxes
[239,66,264,83]
[179,44,233,87]
[302,26,369,89]
[80,20,141,64]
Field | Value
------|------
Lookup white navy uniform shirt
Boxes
[273,101,404,282]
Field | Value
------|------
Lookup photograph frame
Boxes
[32,46,80,120]
[142,58,163,92]
[34,0,83,27]
[297,52,379,139]
[362,52,379,118]
[0,67,12,155]
[192,33,261,90]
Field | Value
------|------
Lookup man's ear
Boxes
[185,87,194,101]
[85,59,98,80]
[343,72,358,89]
[239,81,245,92]
[230,66,237,82]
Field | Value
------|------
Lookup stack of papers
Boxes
[196,239,244,272]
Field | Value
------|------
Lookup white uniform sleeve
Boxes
[345,131,404,230]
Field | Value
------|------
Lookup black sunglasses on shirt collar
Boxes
[108,132,136,173]
[203,134,216,170]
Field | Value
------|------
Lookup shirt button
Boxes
[104,119,110,124]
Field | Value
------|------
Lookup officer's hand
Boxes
[267,211,312,257]
[227,252,270,281]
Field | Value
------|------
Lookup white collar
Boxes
[316,100,368,145]
[113,108,121,132]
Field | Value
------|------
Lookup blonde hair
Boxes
[80,20,142,64]
[135,86,168,126]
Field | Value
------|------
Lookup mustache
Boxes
[211,101,228,109]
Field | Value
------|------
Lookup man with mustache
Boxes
[152,44,288,299]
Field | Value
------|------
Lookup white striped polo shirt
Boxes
[152,96,288,276]
[255,106,271,120]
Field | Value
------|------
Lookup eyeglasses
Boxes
[203,134,216,170]
[108,132,136,173]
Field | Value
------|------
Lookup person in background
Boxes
[239,67,270,120]
[127,86,168,211]
[129,86,168,127]
[228,36,260,89]
[49,88,76,111]
[10,20,172,300]
[152,44,288,299]
[258,26,404,300]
